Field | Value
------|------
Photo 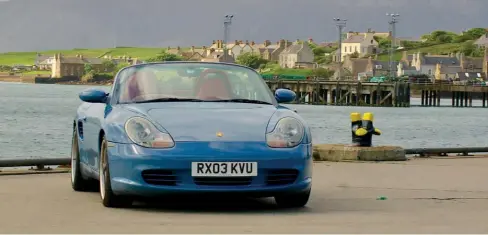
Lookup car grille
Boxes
[141,169,178,186]
[193,177,252,186]
[266,169,299,186]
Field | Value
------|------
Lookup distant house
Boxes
[261,39,292,62]
[223,40,253,58]
[278,40,314,68]
[51,54,104,78]
[455,72,486,81]
[179,46,206,61]
[200,49,235,63]
[409,52,460,76]
[103,55,142,65]
[334,31,379,62]
[434,62,461,81]
[205,39,294,62]
[35,53,52,66]
[459,53,484,73]
[397,62,420,77]
[206,40,234,59]
[36,54,55,70]
[337,55,398,80]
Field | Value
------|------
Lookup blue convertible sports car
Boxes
[71,62,313,208]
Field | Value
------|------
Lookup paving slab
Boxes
[0,158,487,233]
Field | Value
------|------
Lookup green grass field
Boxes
[0,47,186,66]
[377,43,465,61]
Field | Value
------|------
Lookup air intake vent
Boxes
[142,170,178,186]
[266,169,299,186]
[77,121,83,139]
[193,177,252,186]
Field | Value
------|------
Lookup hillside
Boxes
[376,42,468,61]
[0,47,178,66]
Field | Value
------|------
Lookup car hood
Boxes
[139,103,277,142]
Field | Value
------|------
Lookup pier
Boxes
[265,80,411,107]
[410,83,488,107]
[265,80,488,108]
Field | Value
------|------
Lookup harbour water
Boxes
[0,82,487,158]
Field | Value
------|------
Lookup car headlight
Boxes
[266,117,304,148]
[124,117,174,148]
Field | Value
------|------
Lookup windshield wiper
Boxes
[212,98,273,105]
[133,98,205,103]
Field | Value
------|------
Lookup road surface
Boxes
[1,157,488,233]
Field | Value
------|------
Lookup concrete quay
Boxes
[1,157,488,233]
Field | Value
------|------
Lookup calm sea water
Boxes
[1,82,487,158]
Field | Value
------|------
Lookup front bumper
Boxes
[107,141,313,197]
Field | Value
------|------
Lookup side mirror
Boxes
[79,88,108,103]
[275,89,296,103]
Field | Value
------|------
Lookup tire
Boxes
[99,135,132,208]
[274,189,311,208]
[71,129,96,191]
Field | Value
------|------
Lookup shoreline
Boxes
[0,79,440,99]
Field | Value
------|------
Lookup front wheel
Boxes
[274,189,311,208]
[99,135,133,208]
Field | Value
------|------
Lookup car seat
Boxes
[122,70,160,102]
[196,69,232,100]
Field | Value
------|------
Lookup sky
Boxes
[0,0,486,52]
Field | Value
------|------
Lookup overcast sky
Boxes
[0,0,486,52]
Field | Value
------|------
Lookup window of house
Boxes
[428,69,432,75]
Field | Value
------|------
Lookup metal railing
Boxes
[405,147,488,156]
[0,158,70,168]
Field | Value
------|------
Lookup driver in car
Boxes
[195,69,233,100]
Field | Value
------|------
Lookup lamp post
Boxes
[223,15,234,61]
[333,18,347,80]
[387,13,399,79]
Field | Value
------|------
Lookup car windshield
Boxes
[116,63,275,105]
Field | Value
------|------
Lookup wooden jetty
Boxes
[265,80,488,108]
[265,80,410,107]
[409,83,488,107]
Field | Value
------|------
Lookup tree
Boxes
[235,52,267,69]
[113,62,130,76]
[461,41,477,56]
[373,36,392,50]
[421,30,458,44]
[101,60,116,72]
[350,51,360,58]
[147,50,183,62]
[83,64,93,75]
[312,68,333,79]
[463,28,486,40]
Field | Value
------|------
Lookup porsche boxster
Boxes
[70,62,313,208]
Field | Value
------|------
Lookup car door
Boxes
[82,103,106,171]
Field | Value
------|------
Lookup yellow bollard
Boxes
[350,112,363,145]
[357,112,381,147]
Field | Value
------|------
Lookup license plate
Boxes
[191,162,258,177]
